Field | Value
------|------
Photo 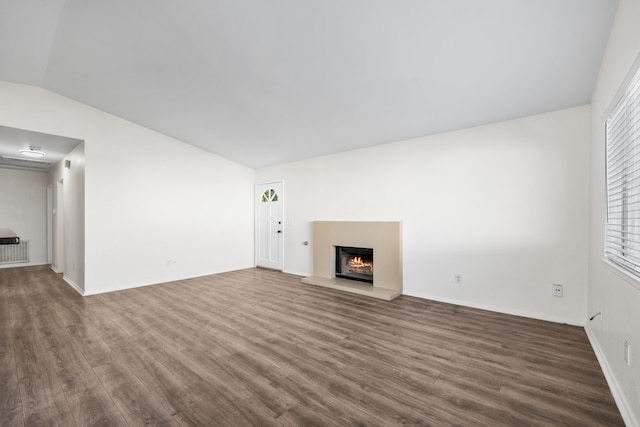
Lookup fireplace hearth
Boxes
[335,246,373,283]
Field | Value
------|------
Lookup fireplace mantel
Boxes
[302,221,402,300]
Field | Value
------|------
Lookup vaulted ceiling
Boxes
[0,0,619,168]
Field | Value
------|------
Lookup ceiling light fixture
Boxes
[19,146,46,158]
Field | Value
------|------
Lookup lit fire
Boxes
[349,256,373,274]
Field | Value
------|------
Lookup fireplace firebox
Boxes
[335,246,373,284]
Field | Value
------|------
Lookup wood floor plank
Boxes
[0,265,625,426]
[12,330,76,426]
[65,323,114,368]
[108,338,203,416]
[92,358,180,426]
[40,331,102,396]
[172,392,275,427]
[65,385,129,427]
[0,298,23,427]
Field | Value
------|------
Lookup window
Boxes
[605,64,640,274]
[261,188,278,203]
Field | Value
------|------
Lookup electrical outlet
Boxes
[454,274,462,284]
[552,284,563,297]
[624,341,631,366]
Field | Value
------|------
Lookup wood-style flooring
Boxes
[0,265,624,426]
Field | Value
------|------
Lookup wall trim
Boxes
[601,257,640,292]
[82,267,254,296]
[0,261,48,270]
[402,290,584,327]
[585,325,638,427]
[63,275,84,295]
[283,270,307,278]
[82,279,161,296]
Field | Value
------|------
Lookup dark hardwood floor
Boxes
[0,265,624,426]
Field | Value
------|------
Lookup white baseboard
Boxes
[83,267,256,296]
[402,290,584,326]
[0,261,48,270]
[63,275,84,295]
[585,325,638,427]
[283,269,308,278]
[83,280,163,296]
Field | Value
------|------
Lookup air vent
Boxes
[0,155,52,171]
[1,156,51,166]
[0,240,29,264]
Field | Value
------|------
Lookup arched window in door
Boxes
[261,188,278,203]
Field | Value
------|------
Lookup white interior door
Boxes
[256,181,283,270]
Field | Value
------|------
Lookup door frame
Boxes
[54,178,64,273]
[255,180,284,270]
[47,184,53,265]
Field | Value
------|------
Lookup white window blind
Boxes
[606,65,640,274]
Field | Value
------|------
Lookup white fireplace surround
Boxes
[302,221,403,300]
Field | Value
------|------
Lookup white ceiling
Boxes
[0,0,619,169]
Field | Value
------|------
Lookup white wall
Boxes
[588,0,640,425]
[257,105,591,325]
[0,168,48,268]
[0,82,255,295]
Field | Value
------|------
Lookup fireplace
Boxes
[335,246,373,284]
[302,221,402,301]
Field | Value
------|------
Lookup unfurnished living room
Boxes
[0,1,639,426]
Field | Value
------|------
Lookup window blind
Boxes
[606,66,640,274]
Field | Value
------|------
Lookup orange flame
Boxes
[349,256,373,273]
